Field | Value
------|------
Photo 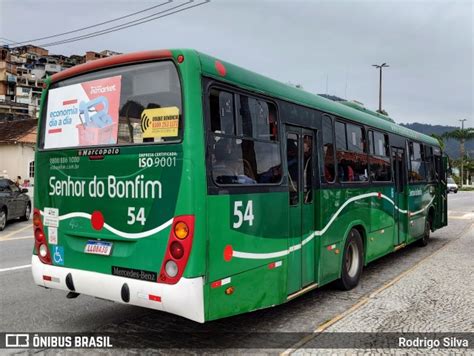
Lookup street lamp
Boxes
[459,119,467,130]
[372,63,389,113]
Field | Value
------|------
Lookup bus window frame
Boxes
[367,129,393,184]
[203,80,285,191]
[334,117,370,185]
[302,131,315,204]
[408,140,429,184]
[320,114,337,185]
[37,59,184,151]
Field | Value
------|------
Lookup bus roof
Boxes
[47,48,439,147]
[192,50,439,147]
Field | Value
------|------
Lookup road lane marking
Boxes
[0,224,32,241]
[0,264,31,273]
[0,235,33,241]
[281,222,474,355]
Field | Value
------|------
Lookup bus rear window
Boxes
[41,61,182,149]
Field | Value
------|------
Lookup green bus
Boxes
[32,49,448,323]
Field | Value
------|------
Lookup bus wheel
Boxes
[337,228,363,291]
[418,217,431,247]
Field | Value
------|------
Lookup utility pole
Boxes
[372,63,389,113]
[459,119,467,187]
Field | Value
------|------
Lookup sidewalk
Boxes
[293,223,474,354]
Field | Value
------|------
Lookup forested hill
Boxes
[400,123,474,159]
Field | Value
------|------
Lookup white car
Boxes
[447,177,458,193]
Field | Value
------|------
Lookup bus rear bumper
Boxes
[31,255,205,323]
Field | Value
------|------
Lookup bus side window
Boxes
[209,90,282,186]
[336,121,368,182]
[368,130,391,182]
[303,134,313,203]
[238,96,278,141]
[287,133,299,205]
[321,116,335,183]
[210,89,235,135]
[425,146,435,182]
[409,142,426,182]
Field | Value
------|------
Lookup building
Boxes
[15,45,49,57]
[85,50,122,62]
[0,47,17,103]
[0,119,37,182]
[0,45,119,121]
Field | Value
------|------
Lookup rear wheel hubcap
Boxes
[346,240,359,278]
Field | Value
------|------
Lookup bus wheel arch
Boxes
[336,226,364,291]
[352,224,367,262]
[418,211,433,247]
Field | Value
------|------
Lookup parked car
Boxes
[447,177,458,194]
[0,178,31,231]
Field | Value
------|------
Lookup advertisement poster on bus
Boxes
[44,76,122,149]
[141,106,180,138]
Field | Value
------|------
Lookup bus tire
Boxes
[337,228,363,291]
[418,217,431,247]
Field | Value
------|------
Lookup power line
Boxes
[12,0,210,49]
[0,37,22,46]
[33,0,209,48]
[2,1,172,46]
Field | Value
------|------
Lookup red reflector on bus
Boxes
[327,244,336,251]
[148,294,161,302]
[211,280,221,288]
[43,275,52,281]
[215,60,227,76]
[177,55,184,63]
[223,245,233,262]
[211,277,231,288]
[268,261,282,269]
[377,192,382,199]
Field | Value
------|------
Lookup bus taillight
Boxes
[33,208,52,265]
[158,215,195,284]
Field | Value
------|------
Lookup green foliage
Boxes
[441,128,474,142]
[430,133,445,150]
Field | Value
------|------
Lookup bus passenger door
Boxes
[286,127,316,295]
[392,147,408,245]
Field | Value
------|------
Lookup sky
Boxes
[1,0,472,127]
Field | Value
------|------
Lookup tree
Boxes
[442,127,474,187]
[430,133,445,150]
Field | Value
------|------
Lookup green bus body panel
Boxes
[34,49,446,322]
[36,146,182,274]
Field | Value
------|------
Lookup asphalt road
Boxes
[0,191,472,353]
